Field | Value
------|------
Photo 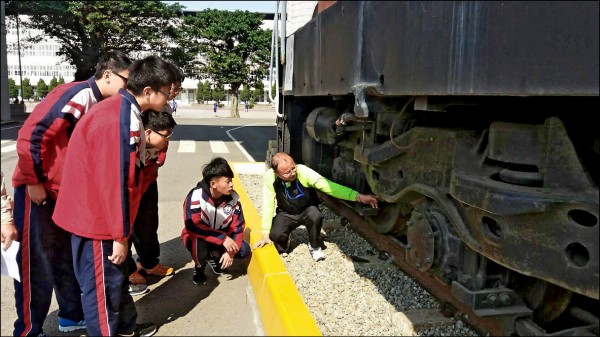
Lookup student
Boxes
[127,63,183,294]
[11,50,131,336]
[1,171,18,251]
[52,55,176,337]
[253,152,378,261]
[127,109,178,295]
[181,157,251,285]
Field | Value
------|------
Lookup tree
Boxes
[252,81,264,102]
[8,78,19,100]
[37,79,49,99]
[49,76,59,92]
[5,1,182,81]
[57,76,65,85]
[211,83,226,103]
[196,80,211,104]
[239,85,251,103]
[182,9,271,117]
[21,78,34,100]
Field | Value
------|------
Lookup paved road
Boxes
[1,111,277,336]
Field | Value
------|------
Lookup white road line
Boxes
[1,144,17,153]
[1,140,11,144]
[177,140,196,153]
[209,140,230,153]
[226,123,274,163]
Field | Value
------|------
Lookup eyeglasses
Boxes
[279,165,296,178]
[112,72,128,83]
[156,89,172,98]
[151,129,172,140]
[282,181,305,200]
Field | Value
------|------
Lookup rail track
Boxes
[318,192,599,336]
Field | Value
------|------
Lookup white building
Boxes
[6,15,77,88]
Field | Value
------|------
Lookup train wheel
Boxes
[365,202,407,234]
[512,275,573,324]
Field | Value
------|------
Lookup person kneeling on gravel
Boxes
[253,152,379,262]
[181,157,251,285]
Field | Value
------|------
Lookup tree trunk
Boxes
[230,90,240,118]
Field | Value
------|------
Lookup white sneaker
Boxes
[309,247,325,262]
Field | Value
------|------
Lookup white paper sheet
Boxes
[1,241,21,282]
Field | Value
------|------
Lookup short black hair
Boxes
[126,55,177,95]
[169,62,185,83]
[93,50,132,80]
[202,157,234,184]
[141,110,177,132]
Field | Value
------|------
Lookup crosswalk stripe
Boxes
[209,140,230,153]
[177,140,196,153]
[1,140,11,145]
[1,144,16,153]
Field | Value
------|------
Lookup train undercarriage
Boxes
[273,94,599,335]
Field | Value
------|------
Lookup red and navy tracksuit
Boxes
[127,143,169,274]
[11,78,102,336]
[181,181,251,266]
[52,88,145,336]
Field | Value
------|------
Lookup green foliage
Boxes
[196,80,212,103]
[49,76,59,92]
[8,78,19,99]
[36,79,49,99]
[57,76,65,85]
[239,85,251,102]
[182,9,271,117]
[6,1,182,80]
[252,81,264,102]
[211,83,226,102]
[21,78,34,100]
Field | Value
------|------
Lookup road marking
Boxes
[1,140,11,144]
[226,123,273,163]
[177,140,196,153]
[1,144,16,153]
[209,140,230,153]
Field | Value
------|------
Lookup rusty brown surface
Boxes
[318,191,504,336]
[317,1,337,13]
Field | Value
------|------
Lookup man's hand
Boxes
[108,239,128,265]
[27,183,47,205]
[252,233,273,249]
[1,223,18,251]
[356,194,379,208]
[220,251,234,269]
[223,236,239,254]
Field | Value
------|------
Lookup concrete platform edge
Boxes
[232,163,322,336]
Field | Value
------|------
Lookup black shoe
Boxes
[128,283,149,296]
[207,257,224,275]
[117,323,158,337]
[192,266,207,285]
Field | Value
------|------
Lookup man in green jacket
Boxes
[253,152,378,261]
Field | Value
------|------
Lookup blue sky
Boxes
[162,1,276,13]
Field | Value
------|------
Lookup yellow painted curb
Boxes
[232,163,322,336]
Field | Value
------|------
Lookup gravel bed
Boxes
[238,172,479,336]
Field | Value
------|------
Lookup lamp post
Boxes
[16,13,23,103]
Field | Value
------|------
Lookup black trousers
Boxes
[127,181,160,273]
[269,205,322,253]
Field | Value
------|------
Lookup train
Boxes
[268,1,599,335]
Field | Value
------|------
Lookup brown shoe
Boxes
[137,262,174,277]
[129,270,147,285]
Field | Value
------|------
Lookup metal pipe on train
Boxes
[269,1,599,335]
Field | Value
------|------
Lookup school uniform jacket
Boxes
[52,89,145,241]
[181,181,245,251]
[12,78,103,199]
